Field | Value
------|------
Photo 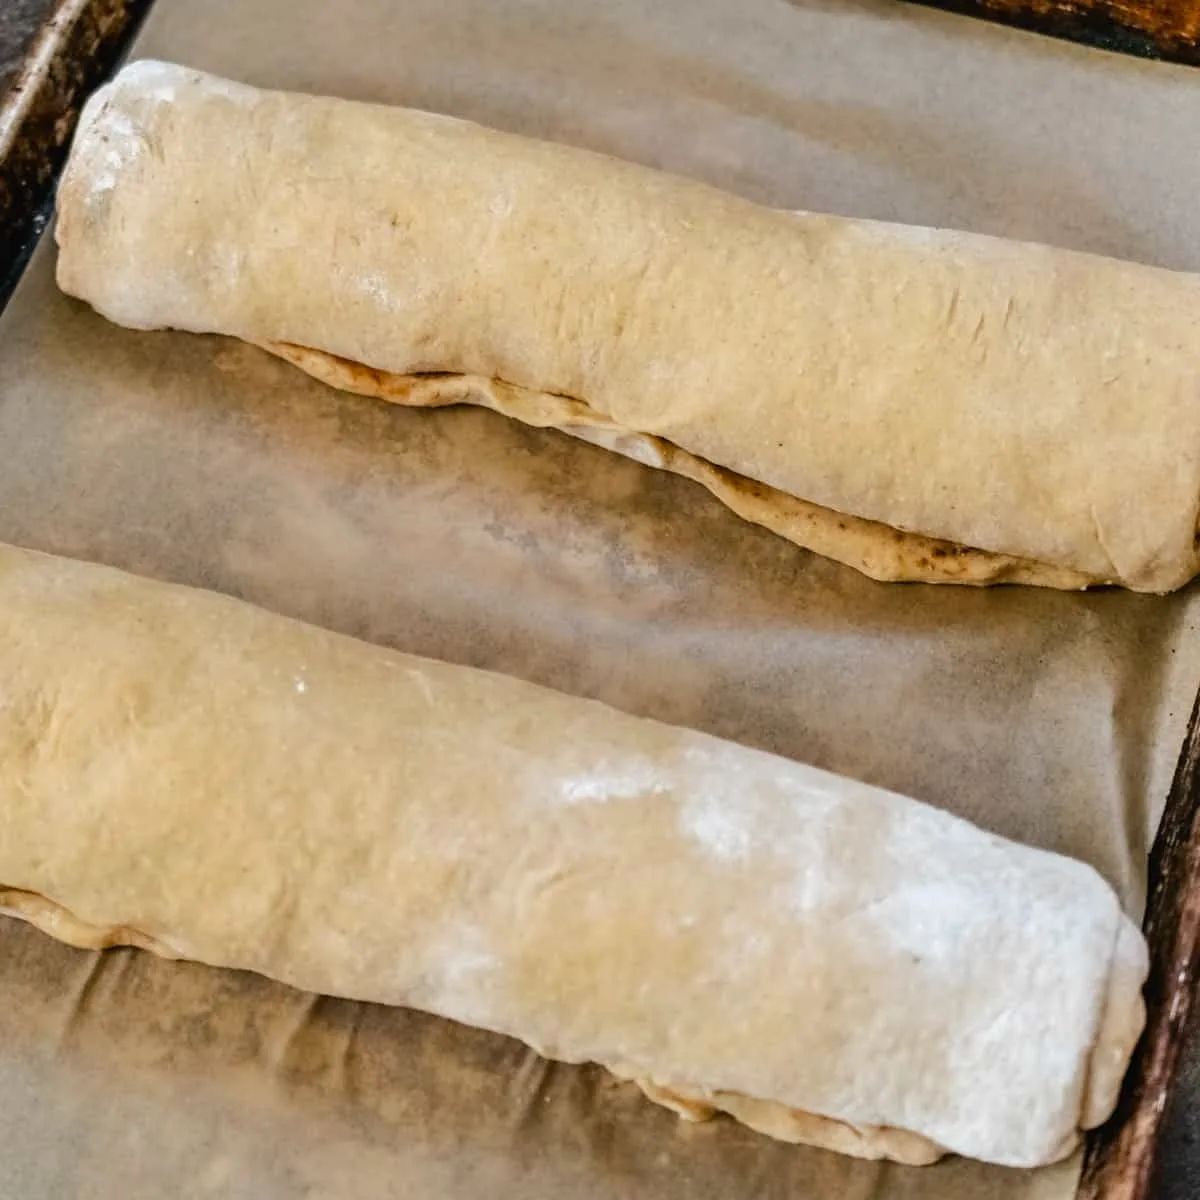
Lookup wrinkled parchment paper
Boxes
[3,0,1200,1195]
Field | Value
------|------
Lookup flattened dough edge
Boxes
[264,341,1097,590]
[0,887,946,1164]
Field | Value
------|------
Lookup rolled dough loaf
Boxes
[0,541,1146,1167]
[54,61,1200,592]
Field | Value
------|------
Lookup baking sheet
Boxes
[2,0,1200,1196]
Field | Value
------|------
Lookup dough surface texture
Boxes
[54,61,1200,592]
[0,542,1147,1167]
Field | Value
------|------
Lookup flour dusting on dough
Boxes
[558,759,666,805]
[682,801,754,861]
[858,883,975,972]
[84,111,142,202]
[354,271,396,305]
[425,923,501,1024]
[676,743,757,861]
[123,59,256,107]
[676,746,847,865]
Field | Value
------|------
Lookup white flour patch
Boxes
[134,70,178,105]
[789,859,832,915]
[354,271,396,305]
[857,883,971,971]
[681,799,753,861]
[564,423,668,469]
[424,923,500,1024]
[442,938,498,985]
[121,60,185,102]
[293,675,308,695]
[123,60,257,107]
[557,759,667,806]
[674,740,871,872]
[84,110,143,202]
[782,775,850,812]
[676,742,759,862]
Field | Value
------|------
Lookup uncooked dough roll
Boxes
[54,61,1200,592]
[0,542,1146,1168]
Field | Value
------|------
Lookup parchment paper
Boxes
[2,0,1200,1196]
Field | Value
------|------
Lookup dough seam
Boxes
[262,341,1102,591]
[0,885,949,1163]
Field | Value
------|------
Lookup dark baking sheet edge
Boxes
[910,0,1200,68]
[0,0,152,310]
